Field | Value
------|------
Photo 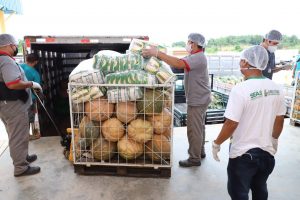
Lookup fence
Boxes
[207,55,241,76]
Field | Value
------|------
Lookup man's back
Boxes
[225,78,286,158]
[183,52,211,106]
[20,63,40,84]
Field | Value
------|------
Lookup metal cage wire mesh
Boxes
[68,83,175,168]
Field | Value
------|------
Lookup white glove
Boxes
[279,60,294,70]
[212,141,221,162]
[282,64,293,70]
[142,46,158,58]
[272,137,278,152]
[31,81,42,92]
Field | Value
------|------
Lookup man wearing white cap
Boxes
[212,45,286,199]
[143,33,211,167]
[0,34,42,176]
[261,30,284,79]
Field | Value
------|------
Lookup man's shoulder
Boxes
[0,56,17,69]
[230,81,253,95]
[0,55,14,63]
[191,51,205,58]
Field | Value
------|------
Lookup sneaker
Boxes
[179,159,201,167]
[14,166,41,177]
[26,154,37,163]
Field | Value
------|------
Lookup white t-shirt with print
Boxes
[224,77,286,158]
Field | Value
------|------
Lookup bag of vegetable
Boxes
[128,39,167,54]
[71,86,106,104]
[143,57,162,74]
[69,70,105,84]
[105,70,157,85]
[93,51,143,74]
[107,87,143,103]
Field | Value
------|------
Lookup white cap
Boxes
[0,34,18,47]
[264,30,282,42]
[240,45,269,70]
[188,33,206,47]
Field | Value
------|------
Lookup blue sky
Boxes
[5,0,299,45]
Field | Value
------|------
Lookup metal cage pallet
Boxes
[69,82,175,177]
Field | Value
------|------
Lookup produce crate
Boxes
[69,83,174,178]
[174,103,187,127]
[173,91,227,127]
[174,73,185,103]
[174,105,226,127]
[174,74,214,104]
[290,71,300,125]
[205,109,226,124]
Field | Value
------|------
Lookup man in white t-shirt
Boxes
[212,45,286,200]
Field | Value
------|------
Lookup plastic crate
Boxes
[173,91,228,127]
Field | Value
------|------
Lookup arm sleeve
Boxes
[276,89,287,116]
[180,57,190,72]
[1,59,22,85]
[224,87,245,122]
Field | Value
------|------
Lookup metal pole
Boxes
[32,89,64,137]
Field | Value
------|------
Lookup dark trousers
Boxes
[28,100,37,123]
[227,148,275,200]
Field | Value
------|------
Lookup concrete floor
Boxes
[0,120,299,200]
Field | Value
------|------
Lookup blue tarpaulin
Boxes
[0,0,23,14]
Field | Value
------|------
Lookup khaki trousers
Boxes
[187,104,208,162]
[0,103,29,175]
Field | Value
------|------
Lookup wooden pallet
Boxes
[74,164,171,178]
[290,119,300,127]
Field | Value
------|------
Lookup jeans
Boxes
[227,148,275,200]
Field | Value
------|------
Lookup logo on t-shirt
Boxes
[250,89,280,100]
[264,89,280,97]
[250,90,263,100]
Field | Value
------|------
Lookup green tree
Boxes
[18,39,23,54]
[234,45,242,51]
[172,41,186,47]
[205,35,300,52]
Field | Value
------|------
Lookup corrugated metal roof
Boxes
[0,0,23,14]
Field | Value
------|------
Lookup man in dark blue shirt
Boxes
[261,30,283,79]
